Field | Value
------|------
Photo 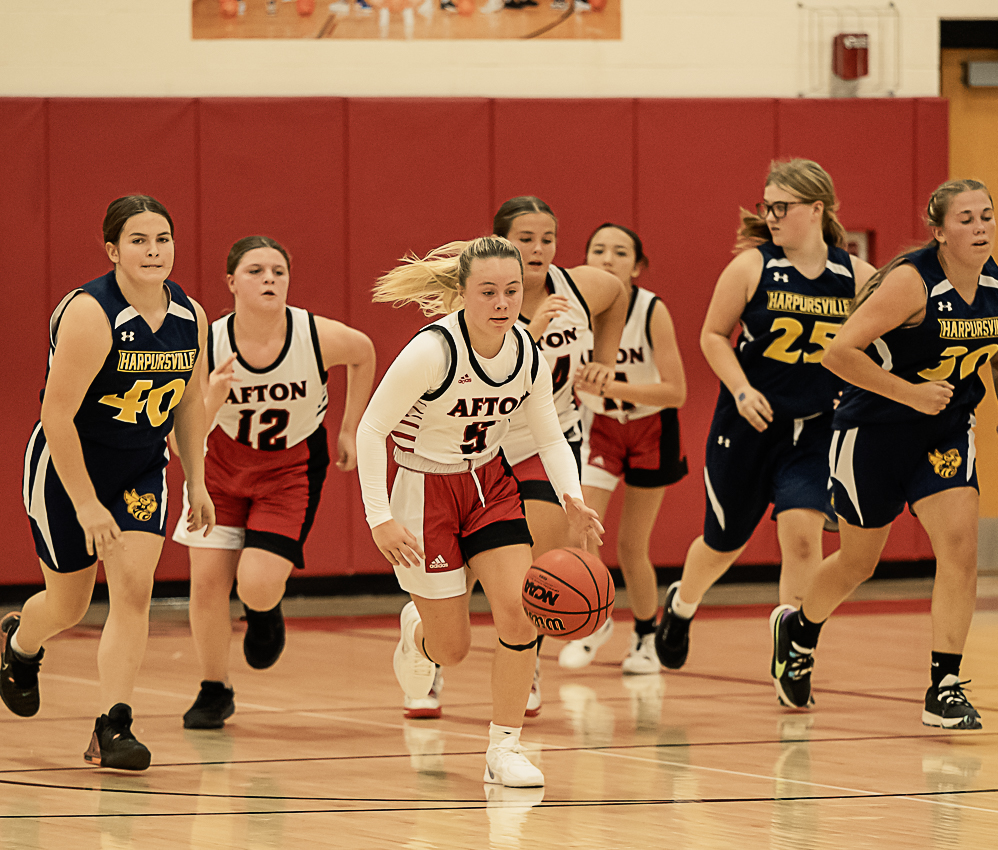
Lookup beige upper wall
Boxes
[0,0,993,98]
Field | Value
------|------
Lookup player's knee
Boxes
[235,578,284,613]
[58,593,92,627]
[781,534,821,568]
[493,604,536,646]
[190,567,233,599]
[616,536,649,570]
[426,633,471,666]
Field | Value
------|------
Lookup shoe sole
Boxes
[84,752,152,770]
[921,710,983,730]
[524,705,541,718]
[769,605,812,710]
[622,664,661,676]
[483,765,544,787]
[183,703,235,729]
[404,706,442,719]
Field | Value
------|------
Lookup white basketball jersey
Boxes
[502,265,593,465]
[587,286,664,423]
[391,311,540,468]
[211,306,328,451]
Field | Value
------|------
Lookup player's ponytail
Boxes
[851,178,993,315]
[373,236,522,317]
[734,159,847,253]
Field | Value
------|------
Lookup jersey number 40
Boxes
[99,379,186,427]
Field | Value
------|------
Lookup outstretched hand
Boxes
[563,493,604,549]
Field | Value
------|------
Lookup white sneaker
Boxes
[404,665,443,718]
[484,737,545,787]
[557,618,614,669]
[393,602,436,701]
[621,631,661,675]
[525,656,541,717]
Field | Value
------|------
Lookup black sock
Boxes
[930,652,961,687]
[793,609,824,649]
[535,634,544,654]
[633,616,656,637]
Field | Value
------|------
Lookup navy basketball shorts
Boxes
[582,408,688,491]
[830,407,978,529]
[388,454,533,600]
[511,436,582,505]
[702,399,834,553]
[172,425,329,570]
[23,422,170,573]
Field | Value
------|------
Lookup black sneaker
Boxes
[922,675,982,730]
[440,0,458,9]
[769,605,814,708]
[0,612,43,717]
[654,582,691,669]
[183,681,236,729]
[84,703,151,770]
[243,602,286,669]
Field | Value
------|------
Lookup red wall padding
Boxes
[0,97,947,586]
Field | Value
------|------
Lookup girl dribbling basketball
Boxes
[356,236,603,787]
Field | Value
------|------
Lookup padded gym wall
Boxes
[0,97,947,585]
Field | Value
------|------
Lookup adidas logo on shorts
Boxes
[428,555,449,570]
[458,374,472,384]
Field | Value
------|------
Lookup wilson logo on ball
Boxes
[521,547,614,640]
[525,611,567,633]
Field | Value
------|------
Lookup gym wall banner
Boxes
[192,0,620,40]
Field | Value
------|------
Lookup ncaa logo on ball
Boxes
[523,578,560,607]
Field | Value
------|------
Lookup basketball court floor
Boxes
[1,577,996,849]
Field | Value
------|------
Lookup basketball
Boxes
[522,547,614,639]
[590,0,607,10]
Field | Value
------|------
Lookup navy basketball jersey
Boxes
[835,246,998,427]
[734,241,855,418]
[47,270,200,449]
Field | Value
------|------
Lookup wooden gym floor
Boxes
[1,578,997,849]
[191,0,621,41]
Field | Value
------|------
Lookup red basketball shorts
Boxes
[388,454,532,599]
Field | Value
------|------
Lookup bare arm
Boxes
[171,300,216,534]
[315,316,377,471]
[39,294,118,558]
[822,264,953,414]
[575,299,687,409]
[850,254,878,295]
[572,264,628,365]
[522,366,604,548]
[700,249,774,431]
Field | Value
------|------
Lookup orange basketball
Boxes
[522,548,614,639]
[590,0,607,10]
[457,0,474,15]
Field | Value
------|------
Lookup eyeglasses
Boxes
[756,200,810,220]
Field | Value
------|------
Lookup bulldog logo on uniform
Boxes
[124,489,158,521]
[928,448,962,479]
